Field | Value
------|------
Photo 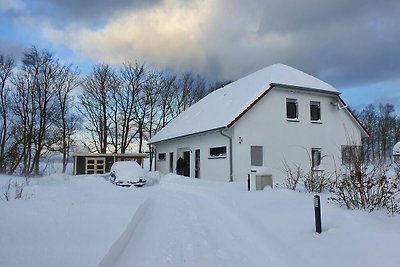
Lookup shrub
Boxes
[303,170,332,193]
[330,156,400,214]
[0,180,26,201]
[282,161,303,190]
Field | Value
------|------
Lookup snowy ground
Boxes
[1,173,400,267]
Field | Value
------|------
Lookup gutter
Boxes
[220,130,233,182]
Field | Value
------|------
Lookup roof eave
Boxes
[337,95,370,138]
[149,127,228,145]
[271,83,340,96]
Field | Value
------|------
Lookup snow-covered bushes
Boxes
[282,161,332,193]
[282,161,303,190]
[330,162,400,214]
[303,169,332,193]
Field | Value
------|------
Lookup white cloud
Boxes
[43,0,213,73]
[40,0,400,86]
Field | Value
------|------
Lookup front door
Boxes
[183,151,190,177]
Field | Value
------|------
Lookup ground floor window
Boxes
[158,153,166,161]
[169,152,174,173]
[209,146,227,158]
[311,148,322,169]
[251,146,263,166]
[195,149,200,178]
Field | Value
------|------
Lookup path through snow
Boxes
[110,176,310,267]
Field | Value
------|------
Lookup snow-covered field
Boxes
[1,173,400,267]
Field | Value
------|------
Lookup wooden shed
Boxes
[72,153,148,175]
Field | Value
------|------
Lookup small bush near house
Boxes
[282,161,303,190]
[303,170,332,193]
[282,158,332,193]
[330,156,400,214]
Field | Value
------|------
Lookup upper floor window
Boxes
[310,101,321,121]
[286,98,298,120]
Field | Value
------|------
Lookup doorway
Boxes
[183,151,190,177]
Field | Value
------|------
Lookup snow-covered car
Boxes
[109,161,147,187]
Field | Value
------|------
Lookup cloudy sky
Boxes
[1,0,400,110]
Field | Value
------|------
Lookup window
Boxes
[209,146,227,158]
[286,98,298,120]
[195,149,200,178]
[158,153,166,161]
[169,152,174,173]
[341,145,361,165]
[310,101,321,121]
[251,146,263,166]
[312,148,322,168]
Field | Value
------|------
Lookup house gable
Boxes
[149,64,340,144]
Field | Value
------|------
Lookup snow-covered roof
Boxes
[149,64,339,144]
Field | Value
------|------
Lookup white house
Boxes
[149,64,368,185]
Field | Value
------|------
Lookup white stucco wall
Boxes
[231,86,364,185]
[152,86,364,185]
[153,130,231,181]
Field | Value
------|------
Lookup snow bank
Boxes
[2,173,400,267]
[0,174,147,267]
[146,171,161,185]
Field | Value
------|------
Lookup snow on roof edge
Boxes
[150,64,341,144]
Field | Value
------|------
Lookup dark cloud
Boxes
[26,0,162,27]
[5,0,399,92]
[192,0,400,89]
[249,0,400,87]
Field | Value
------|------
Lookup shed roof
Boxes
[149,64,340,144]
[72,153,147,158]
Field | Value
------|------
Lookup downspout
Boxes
[220,130,233,182]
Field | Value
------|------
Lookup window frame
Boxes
[250,146,263,167]
[209,146,227,159]
[286,98,299,121]
[85,157,105,174]
[310,101,321,122]
[158,152,167,161]
[311,148,322,169]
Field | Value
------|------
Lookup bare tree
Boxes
[112,62,147,153]
[80,64,119,153]
[53,65,81,173]
[11,47,62,176]
[0,55,14,173]
[377,103,395,161]
[170,73,208,118]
